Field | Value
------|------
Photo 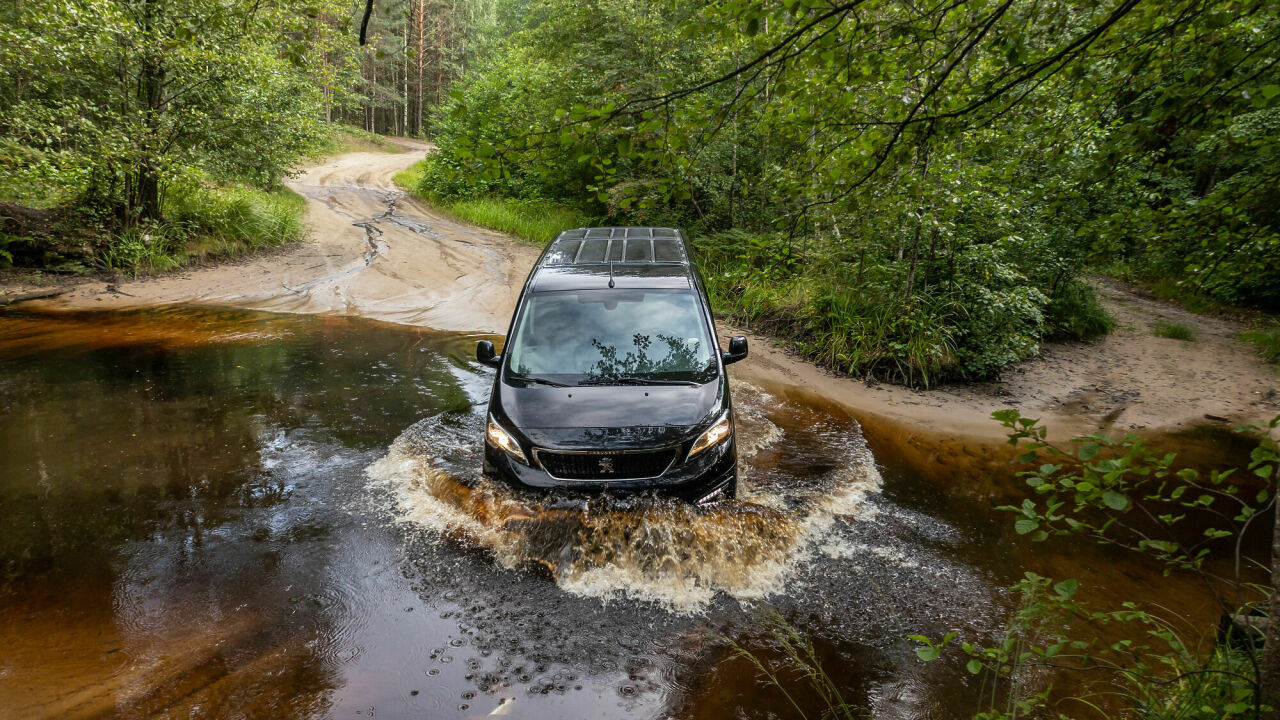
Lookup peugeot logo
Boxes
[598,456,615,473]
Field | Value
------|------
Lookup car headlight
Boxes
[688,410,732,458]
[486,415,528,464]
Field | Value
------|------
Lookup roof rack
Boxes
[540,227,689,267]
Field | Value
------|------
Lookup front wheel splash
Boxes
[366,381,882,611]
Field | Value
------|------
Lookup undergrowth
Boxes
[693,230,1110,388]
[1242,322,1280,368]
[395,159,594,245]
[311,125,397,157]
[98,184,305,276]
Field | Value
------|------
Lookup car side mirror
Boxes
[721,336,748,365]
[476,340,502,368]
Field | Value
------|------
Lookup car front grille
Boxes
[535,448,678,480]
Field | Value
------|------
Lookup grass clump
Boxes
[446,197,592,245]
[1242,322,1280,367]
[392,160,427,194]
[1152,320,1196,341]
[395,160,593,245]
[98,184,305,277]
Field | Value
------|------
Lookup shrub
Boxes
[1044,279,1115,341]
[949,241,1048,379]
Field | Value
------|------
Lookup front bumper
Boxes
[483,436,736,502]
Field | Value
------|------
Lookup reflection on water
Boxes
[0,306,1238,720]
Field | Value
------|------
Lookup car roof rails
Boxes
[539,227,690,268]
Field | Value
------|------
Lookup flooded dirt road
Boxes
[0,307,1241,719]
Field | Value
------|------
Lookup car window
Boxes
[505,289,716,384]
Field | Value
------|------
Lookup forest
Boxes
[3,1,1280,717]
[3,0,1277,384]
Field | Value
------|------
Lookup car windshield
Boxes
[504,289,717,385]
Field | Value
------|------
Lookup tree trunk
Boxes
[416,0,424,135]
[134,0,165,223]
[903,139,931,301]
[402,9,409,137]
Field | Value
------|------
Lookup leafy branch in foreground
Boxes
[909,411,1280,718]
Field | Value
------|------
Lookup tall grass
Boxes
[731,612,859,720]
[445,197,592,245]
[98,184,305,277]
[1242,322,1280,367]
[394,160,593,245]
[1045,279,1115,341]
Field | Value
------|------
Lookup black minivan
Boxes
[476,226,747,504]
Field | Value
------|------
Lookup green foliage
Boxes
[396,159,593,244]
[0,0,337,224]
[1242,322,1280,368]
[410,0,1172,383]
[921,410,1280,717]
[1043,280,1115,342]
[694,230,1094,385]
[98,184,305,277]
[924,571,1264,720]
[1153,321,1197,341]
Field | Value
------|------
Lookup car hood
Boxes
[496,379,723,449]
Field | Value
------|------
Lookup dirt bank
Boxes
[9,141,1278,447]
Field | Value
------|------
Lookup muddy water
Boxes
[0,307,1242,719]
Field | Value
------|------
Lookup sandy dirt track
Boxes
[17,141,1280,443]
[30,138,540,334]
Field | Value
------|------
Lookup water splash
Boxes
[366,381,882,611]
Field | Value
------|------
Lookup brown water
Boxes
[0,307,1250,719]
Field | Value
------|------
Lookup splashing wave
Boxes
[366,381,881,611]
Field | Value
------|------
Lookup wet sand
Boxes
[10,140,1280,444]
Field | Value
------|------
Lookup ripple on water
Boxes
[365,380,882,611]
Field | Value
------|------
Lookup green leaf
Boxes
[915,646,940,662]
[1054,578,1078,599]
[966,658,982,675]
[1078,443,1100,461]
[1102,491,1129,511]
[1014,518,1039,535]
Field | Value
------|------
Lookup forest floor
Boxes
[4,141,1277,447]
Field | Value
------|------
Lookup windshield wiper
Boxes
[514,375,569,388]
[577,375,698,387]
